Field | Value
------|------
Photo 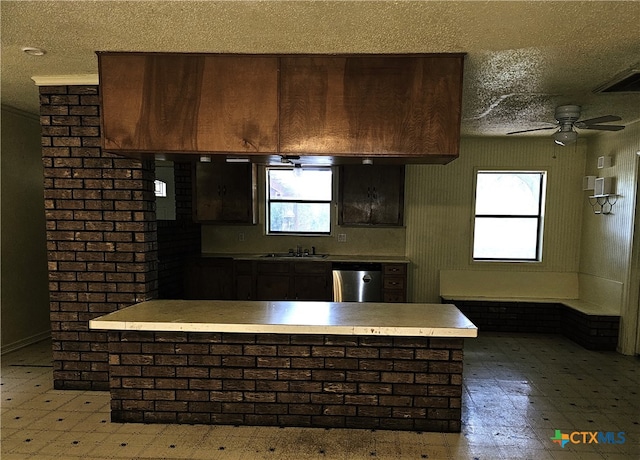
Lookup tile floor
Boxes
[1,332,638,459]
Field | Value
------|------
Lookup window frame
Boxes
[472,169,547,262]
[265,166,333,236]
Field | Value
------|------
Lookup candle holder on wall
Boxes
[588,194,617,214]
[584,176,616,215]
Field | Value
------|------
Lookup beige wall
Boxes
[580,121,640,354]
[1,106,51,352]
[201,166,407,257]
[405,136,586,302]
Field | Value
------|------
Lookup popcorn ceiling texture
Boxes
[3,1,640,136]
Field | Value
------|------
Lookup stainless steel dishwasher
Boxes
[332,262,382,302]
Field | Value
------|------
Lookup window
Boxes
[154,180,167,198]
[154,161,176,221]
[266,167,332,235]
[473,171,546,261]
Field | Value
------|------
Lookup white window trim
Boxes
[471,169,547,263]
[265,166,333,236]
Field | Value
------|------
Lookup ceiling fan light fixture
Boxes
[553,130,578,146]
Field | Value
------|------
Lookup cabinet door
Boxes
[279,55,463,160]
[235,275,254,300]
[369,166,404,226]
[220,164,257,223]
[99,53,279,154]
[256,275,291,300]
[339,165,404,226]
[292,262,332,300]
[255,262,291,300]
[184,257,234,300]
[339,166,372,225]
[234,260,255,300]
[194,163,256,223]
[293,276,332,301]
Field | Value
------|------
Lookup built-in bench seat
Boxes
[440,270,621,350]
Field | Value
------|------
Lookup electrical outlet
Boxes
[337,233,347,243]
[238,232,245,242]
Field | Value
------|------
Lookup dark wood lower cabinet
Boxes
[255,261,332,301]
[256,261,291,300]
[382,263,407,302]
[292,262,332,300]
[188,258,405,302]
[184,257,234,300]
[234,260,255,300]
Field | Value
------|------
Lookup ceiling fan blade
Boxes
[576,115,622,125]
[577,124,625,131]
[507,126,556,135]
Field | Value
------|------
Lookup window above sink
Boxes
[266,167,332,236]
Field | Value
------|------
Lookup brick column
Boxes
[40,85,158,390]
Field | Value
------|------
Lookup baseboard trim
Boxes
[1,331,51,355]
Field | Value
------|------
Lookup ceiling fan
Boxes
[507,105,625,146]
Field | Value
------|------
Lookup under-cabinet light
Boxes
[362,158,373,165]
[199,155,212,163]
[226,158,250,163]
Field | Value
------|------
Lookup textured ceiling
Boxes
[2,1,640,138]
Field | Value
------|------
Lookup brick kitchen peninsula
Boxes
[90,301,476,432]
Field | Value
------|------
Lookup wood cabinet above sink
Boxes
[98,52,464,163]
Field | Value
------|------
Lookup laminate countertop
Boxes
[200,253,410,264]
[89,300,477,338]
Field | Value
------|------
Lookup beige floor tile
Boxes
[83,433,149,458]
[1,333,639,460]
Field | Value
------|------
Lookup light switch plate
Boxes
[337,233,347,243]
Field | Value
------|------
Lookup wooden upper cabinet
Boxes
[339,165,405,226]
[194,163,257,224]
[279,55,464,162]
[98,53,279,154]
[98,53,463,163]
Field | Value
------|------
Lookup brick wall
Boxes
[157,162,200,299]
[107,331,464,432]
[453,300,562,333]
[40,85,158,390]
[451,299,619,350]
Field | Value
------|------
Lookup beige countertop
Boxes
[89,300,477,338]
[200,253,410,264]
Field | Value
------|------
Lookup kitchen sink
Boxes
[261,253,328,259]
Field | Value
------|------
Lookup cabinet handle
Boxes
[367,187,371,198]
[372,187,377,199]
[222,186,226,195]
